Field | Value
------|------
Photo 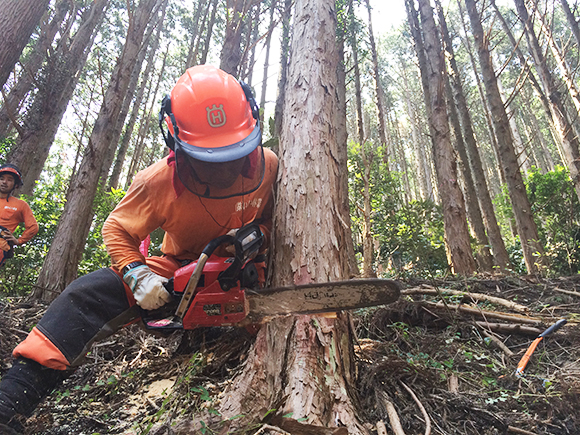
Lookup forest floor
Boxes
[1,274,580,435]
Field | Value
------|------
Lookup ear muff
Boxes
[239,81,260,121]
[159,94,177,150]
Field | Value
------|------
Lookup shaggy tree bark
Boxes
[216,0,366,432]
[34,0,159,300]
[413,0,476,275]
[7,0,108,196]
[0,0,51,88]
[465,0,544,275]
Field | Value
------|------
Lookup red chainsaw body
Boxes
[174,255,249,328]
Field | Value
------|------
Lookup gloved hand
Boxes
[123,265,171,310]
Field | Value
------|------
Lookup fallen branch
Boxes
[419,301,541,324]
[403,287,529,313]
[382,396,406,435]
[554,287,580,298]
[474,322,548,337]
[400,381,431,435]
[376,421,388,435]
[508,425,538,435]
[479,328,514,357]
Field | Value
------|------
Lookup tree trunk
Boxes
[259,0,277,123]
[514,0,580,204]
[364,0,388,150]
[217,0,365,432]
[101,0,166,187]
[7,0,108,196]
[220,0,251,76]
[435,0,494,272]
[0,0,51,88]
[400,59,433,201]
[560,0,580,49]
[465,0,544,275]
[405,0,437,202]
[34,0,158,300]
[347,0,374,277]
[274,0,292,140]
[184,1,204,69]
[199,0,219,65]
[416,0,476,275]
[0,0,70,140]
[336,1,359,277]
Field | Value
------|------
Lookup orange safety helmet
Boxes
[0,164,23,187]
[159,65,261,163]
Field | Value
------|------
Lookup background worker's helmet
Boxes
[159,65,264,199]
[0,164,23,187]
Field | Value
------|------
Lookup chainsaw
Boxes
[141,223,401,332]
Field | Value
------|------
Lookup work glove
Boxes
[123,265,171,310]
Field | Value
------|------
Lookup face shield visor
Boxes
[172,140,265,199]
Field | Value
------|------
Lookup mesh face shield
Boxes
[173,144,265,200]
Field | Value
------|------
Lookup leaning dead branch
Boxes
[403,286,529,313]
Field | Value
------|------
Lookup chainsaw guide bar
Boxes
[244,278,401,322]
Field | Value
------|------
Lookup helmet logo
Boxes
[206,104,226,127]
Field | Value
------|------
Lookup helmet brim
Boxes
[174,124,261,163]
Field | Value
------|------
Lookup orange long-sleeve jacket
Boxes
[103,148,278,272]
[0,197,39,244]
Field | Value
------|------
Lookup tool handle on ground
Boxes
[515,338,541,377]
[539,318,567,338]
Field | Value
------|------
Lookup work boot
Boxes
[0,358,68,432]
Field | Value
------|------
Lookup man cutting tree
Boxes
[0,65,278,433]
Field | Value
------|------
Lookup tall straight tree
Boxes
[215,0,367,431]
[0,0,51,88]
[435,0,510,271]
[34,0,159,300]
[7,0,108,196]
[465,0,544,275]
[364,0,388,151]
[414,0,476,275]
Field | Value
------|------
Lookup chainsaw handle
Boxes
[202,234,234,256]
